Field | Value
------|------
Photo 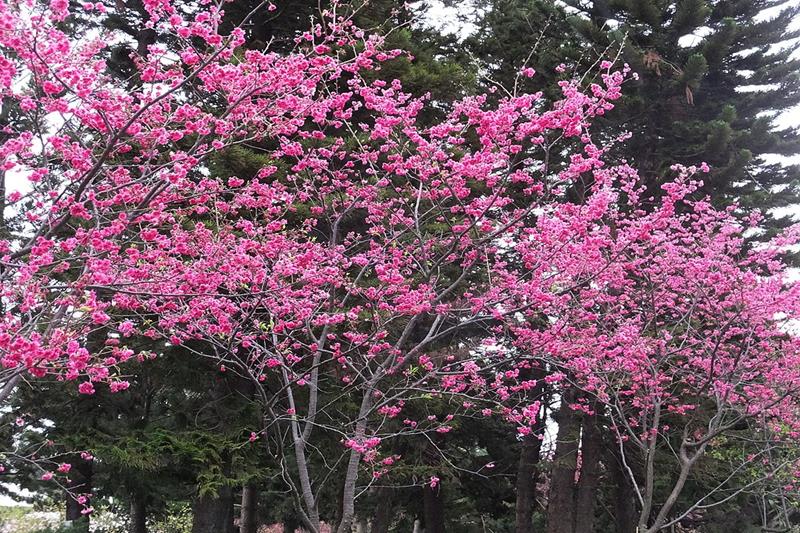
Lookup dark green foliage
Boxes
[464,0,584,99]
[559,0,800,238]
[2,341,267,526]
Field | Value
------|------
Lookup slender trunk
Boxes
[516,432,544,533]
[638,402,663,532]
[0,372,19,405]
[643,443,705,533]
[240,484,258,533]
[371,487,393,533]
[191,487,234,533]
[574,413,602,533]
[422,483,447,533]
[0,167,6,234]
[546,389,580,533]
[282,364,320,532]
[130,495,147,533]
[336,385,374,533]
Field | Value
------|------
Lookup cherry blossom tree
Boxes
[519,183,800,533]
[2,0,800,530]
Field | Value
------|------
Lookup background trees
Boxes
[565,0,800,236]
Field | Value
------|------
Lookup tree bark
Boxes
[240,484,258,533]
[336,385,374,533]
[66,491,85,524]
[65,500,89,532]
[422,483,447,533]
[546,390,580,533]
[574,413,603,533]
[516,432,544,533]
[191,487,234,533]
[371,487,394,533]
[130,494,147,533]
[547,398,607,533]
[65,457,93,532]
[608,443,638,533]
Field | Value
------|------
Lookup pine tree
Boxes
[563,0,800,237]
[464,0,584,98]
[466,0,800,237]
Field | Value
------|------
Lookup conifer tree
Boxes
[466,0,800,234]
[562,0,800,235]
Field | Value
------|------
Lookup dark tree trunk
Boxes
[574,413,603,533]
[516,431,544,533]
[515,366,547,533]
[609,445,638,533]
[66,495,84,524]
[226,493,236,533]
[191,487,234,533]
[546,390,580,533]
[66,457,93,532]
[282,513,301,533]
[65,499,88,532]
[239,484,258,533]
[191,371,245,533]
[130,494,147,533]
[371,487,393,533]
[422,483,447,533]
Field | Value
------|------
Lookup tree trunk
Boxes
[282,513,301,533]
[66,494,85,525]
[66,457,93,532]
[192,487,234,533]
[422,483,447,533]
[226,493,237,533]
[371,487,393,533]
[191,373,241,533]
[240,485,258,533]
[516,432,544,533]
[130,495,147,533]
[336,384,376,533]
[546,390,580,533]
[65,499,89,532]
[608,444,638,533]
[574,413,603,533]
